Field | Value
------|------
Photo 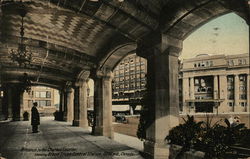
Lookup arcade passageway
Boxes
[0,0,249,158]
[0,117,143,159]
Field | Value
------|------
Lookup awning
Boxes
[112,105,130,111]
[185,99,224,103]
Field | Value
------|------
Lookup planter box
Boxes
[169,144,205,159]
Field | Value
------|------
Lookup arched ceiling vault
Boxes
[0,0,248,88]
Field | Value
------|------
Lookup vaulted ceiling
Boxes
[0,0,248,89]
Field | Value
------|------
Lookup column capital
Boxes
[96,67,113,79]
[136,31,183,59]
[75,70,90,87]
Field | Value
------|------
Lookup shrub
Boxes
[23,111,29,121]
[166,115,250,158]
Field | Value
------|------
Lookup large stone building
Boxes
[23,86,59,117]
[112,53,147,114]
[180,53,249,114]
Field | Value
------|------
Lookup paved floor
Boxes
[0,117,144,159]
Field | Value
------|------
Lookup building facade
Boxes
[112,53,147,114]
[23,86,59,116]
[180,53,249,114]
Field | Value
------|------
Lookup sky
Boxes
[180,13,249,60]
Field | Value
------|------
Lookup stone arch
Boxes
[160,0,249,42]
[98,42,137,71]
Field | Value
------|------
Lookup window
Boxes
[238,59,242,65]
[35,92,40,98]
[228,102,234,107]
[194,63,197,67]
[46,91,51,98]
[240,102,246,107]
[228,60,234,66]
[239,75,246,81]
[209,61,213,66]
[240,94,246,100]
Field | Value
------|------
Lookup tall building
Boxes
[179,53,249,114]
[112,53,147,114]
[23,86,59,116]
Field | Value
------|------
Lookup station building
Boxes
[179,53,249,115]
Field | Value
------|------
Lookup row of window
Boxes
[29,91,51,98]
[228,102,248,107]
[194,61,213,68]
[228,59,247,66]
[28,100,51,107]
[113,81,146,89]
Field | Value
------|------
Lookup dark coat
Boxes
[31,106,40,125]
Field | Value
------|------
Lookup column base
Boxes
[143,140,170,159]
[93,126,114,139]
[79,120,88,129]
[72,120,80,126]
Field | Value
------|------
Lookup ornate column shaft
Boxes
[92,68,114,139]
[137,32,182,159]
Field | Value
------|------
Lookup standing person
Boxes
[31,102,40,133]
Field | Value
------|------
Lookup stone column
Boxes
[190,77,195,99]
[59,90,64,113]
[234,74,240,111]
[218,75,228,112]
[247,74,250,113]
[129,105,134,115]
[79,79,89,128]
[92,68,114,139]
[189,77,195,113]
[182,77,189,114]
[72,86,80,126]
[66,88,74,123]
[214,75,219,99]
[0,90,4,120]
[7,86,13,120]
[73,71,90,129]
[137,32,182,159]
[63,90,68,121]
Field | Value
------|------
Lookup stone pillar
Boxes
[74,71,90,129]
[72,86,80,126]
[66,88,74,123]
[137,32,182,159]
[63,90,68,121]
[190,77,195,99]
[92,68,114,139]
[234,74,240,111]
[59,90,64,113]
[189,77,195,113]
[7,86,13,120]
[218,75,228,113]
[79,79,89,128]
[247,74,250,113]
[182,77,189,114]
[129,105,134,115]
[213,75,219,99]
[0,90,4,120]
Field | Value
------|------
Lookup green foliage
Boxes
[166,115,203,151]
[166,116,250,158]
